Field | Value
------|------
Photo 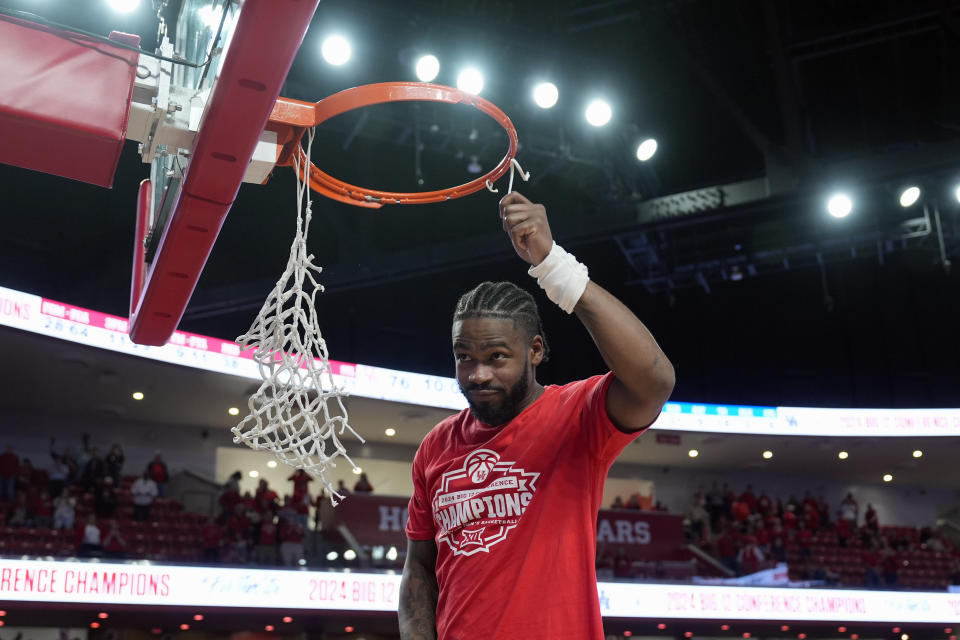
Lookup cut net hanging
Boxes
[232,128,362,505]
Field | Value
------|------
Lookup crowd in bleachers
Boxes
[0,438,383,568]
[682,483,960,589]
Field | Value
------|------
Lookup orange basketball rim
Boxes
[266,82,520,209]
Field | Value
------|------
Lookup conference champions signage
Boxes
[0,559,958,623]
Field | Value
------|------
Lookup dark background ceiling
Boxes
[1,0,959,408]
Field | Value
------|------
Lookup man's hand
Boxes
[499,192,553,266]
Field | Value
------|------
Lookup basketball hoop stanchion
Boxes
[267,82,522,208]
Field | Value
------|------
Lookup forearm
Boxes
[574,281,675,401]
[398,562,438,640]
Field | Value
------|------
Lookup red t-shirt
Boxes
[406,374,643,640]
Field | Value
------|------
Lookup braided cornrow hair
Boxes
[453,281,550,362]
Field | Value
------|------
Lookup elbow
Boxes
[656,359,676,401]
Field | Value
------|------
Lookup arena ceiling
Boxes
[1,0,959,409]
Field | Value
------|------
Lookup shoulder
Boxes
[545,373,614,409]
[417,409,469,455]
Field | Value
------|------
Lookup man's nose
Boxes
[468,364,493,384]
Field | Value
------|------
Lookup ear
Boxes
[529,334,545,367]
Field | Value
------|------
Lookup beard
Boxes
[459,360,530,427]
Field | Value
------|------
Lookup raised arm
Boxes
[399,538,439,640]
[500,192,675,431]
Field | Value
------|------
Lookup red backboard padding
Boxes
[0,14,139,188]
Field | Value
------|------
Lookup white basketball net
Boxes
[232,128,362,505]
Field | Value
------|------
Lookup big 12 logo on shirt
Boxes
[432,448,539,556]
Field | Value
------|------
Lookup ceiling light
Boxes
[827,193,853,218]
[456,67,484,95]
[762,450,773,459]
[636,138,658,162]
[90,623,100,629]
[98,613,109,619]
[415,54,439,82]
[898,186,921,207]
[264,626,274,632]
[838,451,849,459]
[533,82,559,109]
[352,466,363,474]
[326,551,338,561]
[781,626,790,632]
[720,625,729,631]
[585,99,612,127]
[386,546,398,561]
[838,627,847,633]
[798,635,807,640]
[193,615,203,621]
[657,624,667,630]
[282,617,293,623]
[266,460,278,468]
[384,427,397,437]
[248,470,259,478]
[688,449,699,458]
[228,407,240,416]
[344,627,355,634]
[107,0,140,13]
[883,473,893,482]
[900,634,909,640]
[132,391,144,400]
[343,549,357,560]
[321,35,351,66]
[912,449,922,458]
[179,624,189,631]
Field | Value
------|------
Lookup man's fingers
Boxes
[499,191,532,209]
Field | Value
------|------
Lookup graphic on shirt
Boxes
[432,448,539,556]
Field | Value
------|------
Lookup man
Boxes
[131,471,158,521]
[399,193,675,640]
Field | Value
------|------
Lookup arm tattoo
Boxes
[399,557,438,639]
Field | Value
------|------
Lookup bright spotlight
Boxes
[132,391,144,400]
[325,551,338,561]
[636,138,658,162]
[762,450,774,459]
[457,67,484,95]
[384,427,397,437]
[883,473,893,482]
[532,82,559,109]
[955,185,960,203]
[248,470,259,478]
[352,466,363,475]
[827,193,853,218]
[385,546,398,561]
[585,99,612,127]
[321,35,351,66]
[687,449,699,458]
[343,549,357,561]
[415,54,440,82]
[108,0,140,13]
[266,460,278,468]
[227,407,240,416]
[899,186,921,208]
[912,449,923,458]
[838,451,849,460]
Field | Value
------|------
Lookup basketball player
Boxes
[399,192,675,639]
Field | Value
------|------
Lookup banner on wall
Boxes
[321,495,685,560]
[2,285,960,437]
[0,559,958,622]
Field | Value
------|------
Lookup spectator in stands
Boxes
[201,517,223,563]
[353,472,373,494]
[802,501,820,532]
[817,495,831,527]
[864,503,879,532]
[714,524,739,574]
[610,496,624,509]
[48,449,70,498]
[95,476,117,518]
[53,489,75,530]
[767,518,786,562]
[880,539,898,587]
[102,520,127,559]
[737,535,765,575]
[277,495,297,525]
[131,471,158,521]
[293,489,311,529]
[794,520,813,559]
[105,444,124,487]
[756,491,773,516]
[0,445,18,502]
[83,448,107,492]
[79,514,102,557]
[7,491,30,527]
[289,469,312,496]
[685,492,710,541]
[16,457,35,495]
[862,538,881,587]
[279,518,305,566]
[146,452,169,497]
[335,479,350,497]
[255,479,279,516]
[31,489,53,528]
[839,492,858,525]
[739,484,758,513]
[254,515,278,566]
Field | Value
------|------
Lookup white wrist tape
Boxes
[528,242,589,314]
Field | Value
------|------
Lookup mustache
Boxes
[462,383,505,392]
